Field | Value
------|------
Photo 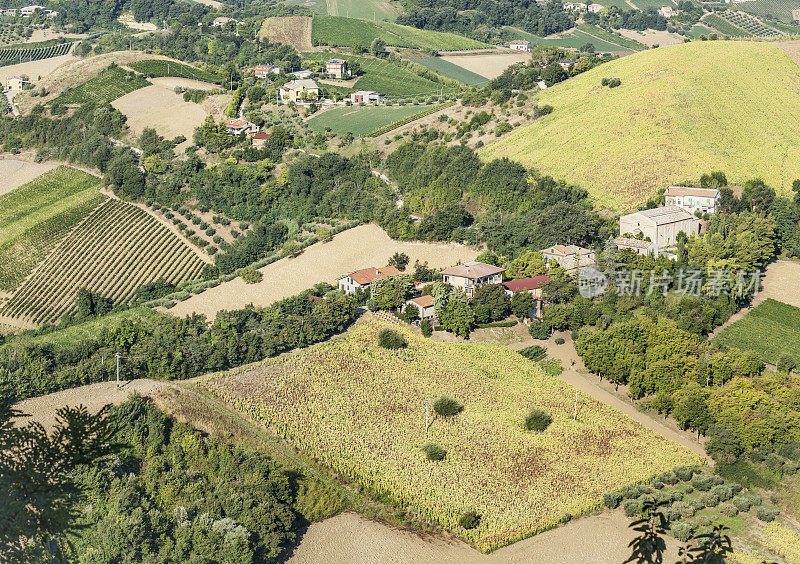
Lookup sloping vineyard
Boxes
[128,59,224,84]
[49,65,150,106]
[1,199,205,326]
[0,42,73,66]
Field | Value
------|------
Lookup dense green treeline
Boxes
[0,286,356,404]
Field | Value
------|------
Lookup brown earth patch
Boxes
[259,16,313,52]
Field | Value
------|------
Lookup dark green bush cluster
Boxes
[524,408,552,432]
[603,491,622,509]
[518,345,546,362]
[434,396,463,417]
[422,443,446,461]
[378,328,407,349]
[658,470,678,485]
[674,465,699,482]
[601,77,622,88]
[756,505,779,522]
[554,337,565,345]
[459,511,481,529]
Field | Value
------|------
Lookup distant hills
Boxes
[481,41,800,211]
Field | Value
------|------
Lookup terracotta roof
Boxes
[409,295,435,308]
[665,186,719,198]
[346,265,400,286]
[226,118,249,128]
[440,261,506,279]
[253,133,270,140]
[502,276,551,292]
[541,244,592,257]
[614,237,654,249]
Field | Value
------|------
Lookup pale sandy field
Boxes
[757,259,800,307]
[170,224,479,319]
[22,29,87,43]
[440,51,532,79]
[150,77,218,90]
[776,39,800,67]
[0,158,56,196]
[190,0,223,8]
[118,14,159,31]
[0,53,77,90]
[618,29,684,47]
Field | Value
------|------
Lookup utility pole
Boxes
[115,352,120,389]
[573,391,578,421]
[425,400,430,433]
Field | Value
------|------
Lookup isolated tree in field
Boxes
[0,400,120,560]
[388,251,410,271]
[420,318,433,337]
[524,408,551,432]
[433,396,463,417]
[421,443,446,461]
[378,328,406,349]
[370,37,386,57]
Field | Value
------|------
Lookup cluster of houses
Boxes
[0,5,57,17]
[333,185,719,323]
[563,2,604,13]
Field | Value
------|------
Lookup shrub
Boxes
[718,502,738,517]
[560,512,572,524]
[378,328,407,350]
[528,320,549,339]
[672,501,694,519]
[674,466,696,481]
[765,453,785,472]
[669,490,684,503]
[241,266,262,284]
[784,461,799,475]
[519,345,546,362]
[652,480,664,490]
[756,506,779,522]
[459,511,480,529]
[554,337,565,345]
[671,521,695,542]
[433,396,463,417]
[711,485,732,502]
[422,443,446,461]
[700,492,719,507]
[659,471,678,485]
[690,498,706,511]
[603,491,622,509]
[732,494,757,512]
[730,483,743,495]
[622,499,639,517]
[420,318,432,337]
[524,408,552,432]
[777,353,796,373]
[691,475,713,491]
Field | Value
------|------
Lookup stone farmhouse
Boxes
[225,118,258,136]
[540,245,595,270]
[338,266,400,294]
[664,186,720,215]
[5,76,28,91]
[406,295,436,319]
[326,59,349,79]
[279,79,320,103]
[564,2,588,11]
[212,16,237,27]
[619,206,700,249]
[587,3,604,13]
[509,40,531,52]
[440,261,505,298]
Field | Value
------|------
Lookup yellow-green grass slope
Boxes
[480,41,800,211]
[200,318,700,552]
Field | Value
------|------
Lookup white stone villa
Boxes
[664,186,720,215]
[338,266,400,295]
[440,262,505,298]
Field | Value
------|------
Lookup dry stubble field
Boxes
[0,158,57,196]
[169,223,478,319]
[440,51,532,79]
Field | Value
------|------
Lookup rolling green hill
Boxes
[480,41,800,211]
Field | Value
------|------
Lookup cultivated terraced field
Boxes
[0,42,72,66]
[715,299,800,366]
[201,318,700,552]
[412,57,488,86]
[49,64,150,106]
[1,199,205,326]
[0,166,104,292]
[128,59,223,84]
[481,41,800,210]
[306,103,440,136]
[311,15,488,51]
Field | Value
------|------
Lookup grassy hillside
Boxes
[715,299,800,366]
[0,167,105,292]
[480,41,800,210]
[201,318,699,552]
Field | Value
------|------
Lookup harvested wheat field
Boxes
[170,224,478,319]
[618,29,683,47]
[0,158,57,197]
[440,51,531,79]
[112,84,218,146]
[149,77,218,90]
[118,13,159,31]
[776,39,800,67]
[259,16,313,52]
[758,260,800,308]
[287,510,680,564]
[0,53,76,92]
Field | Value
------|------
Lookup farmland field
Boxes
[127,59,223,84]
[49,64,150,106]
[200,318,700,552]
[0,167,104,292]
[504,26,634,52]
[306,103,440,135]
[410,57,489,86]
[702,13,752,36]
[577,24,647,51]
[737,0,800,24]
[480,41,800,210]
[0,42,72,66]
[440,52,532,79]
[715,299,800,366]
[311,15,487,51]
[327,0,403,20]
[0,158,56,196]
[258,16,314,51]
[304,53,454,97]
[1,198,205,326]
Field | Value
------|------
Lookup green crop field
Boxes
[576,24,647,51]
[49,65,150,106]
[327,0,403,21]
[715,299,800,366]
[702,13,752,36]
[0,167,105,292]
[128,59,223,84]
[305,53,455,98]
[306,103,439,136]
[201,319,699,552]
[412,57,488,85]
[0,42,72,66]
[480,41,800,211]
[504,26,634,52]
[0,199,205,326]
[311,15,487,51]
[737,0,800,24]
